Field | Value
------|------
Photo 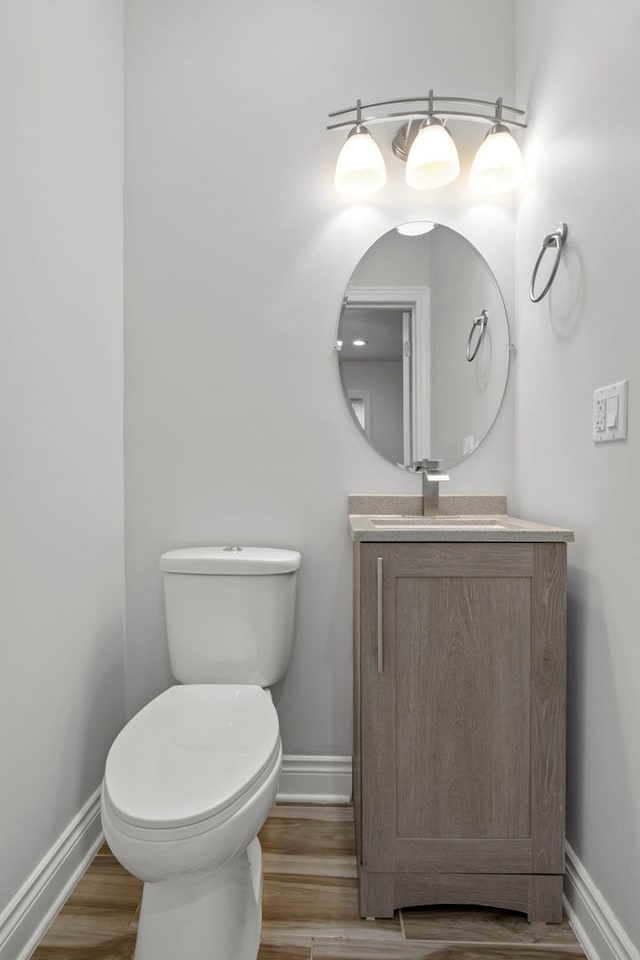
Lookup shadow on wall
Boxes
[547,242,585,341]
[527,234,585,341]
[59,621,125,823]
[271,531,353,757]
[565,566,640,866]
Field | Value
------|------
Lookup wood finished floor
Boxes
[31,804,585,960]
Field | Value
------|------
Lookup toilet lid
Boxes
[104,685,280,830]
[160,546,301,575]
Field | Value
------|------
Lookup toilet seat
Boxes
[103,684,280,840]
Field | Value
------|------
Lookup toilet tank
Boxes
[159,546,301,685]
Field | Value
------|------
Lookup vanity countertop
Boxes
[350,514,574,542]
[348,495,574,543]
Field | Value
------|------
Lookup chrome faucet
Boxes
[407,458,450,516]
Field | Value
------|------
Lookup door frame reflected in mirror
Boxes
[342,285,431,465]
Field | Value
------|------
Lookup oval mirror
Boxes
[337,222,510,470]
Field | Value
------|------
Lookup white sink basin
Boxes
[371,517,508,531]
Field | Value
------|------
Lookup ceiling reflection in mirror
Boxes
[336,223,510,471]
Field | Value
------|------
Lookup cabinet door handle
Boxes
[377,556,383,673]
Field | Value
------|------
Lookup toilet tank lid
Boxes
[160,546,301,575]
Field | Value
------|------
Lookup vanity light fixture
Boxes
[328,91,526,198]
[352,339,368,347]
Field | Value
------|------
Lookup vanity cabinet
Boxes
[353,540,566,922]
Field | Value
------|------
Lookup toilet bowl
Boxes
[102,684,282,960]
[101,546,300,960]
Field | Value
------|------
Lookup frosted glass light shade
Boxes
[469,124,525,194]
[405,121,460,190]
[334,127,386,197]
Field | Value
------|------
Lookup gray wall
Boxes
[515,0,640,947]
[124,0,517,755]
[0,0,124,912]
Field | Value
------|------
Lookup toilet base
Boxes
[133,837,263,960]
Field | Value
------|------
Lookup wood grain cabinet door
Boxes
[359,541,565,878]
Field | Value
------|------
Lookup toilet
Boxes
[100,545,301,960]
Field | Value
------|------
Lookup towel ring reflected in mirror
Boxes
[466,309,488,362]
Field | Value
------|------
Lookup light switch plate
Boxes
[593,380,628,442]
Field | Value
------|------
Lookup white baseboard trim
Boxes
[277,755,352,804]
[0,788,104,960]
[564,842,640,960]
[9,778,639,960]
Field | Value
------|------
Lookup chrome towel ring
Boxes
[529,222,568,302]
[466,309,488,362]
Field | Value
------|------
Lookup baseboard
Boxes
[7,778,638,960]
[564,842,640,960]
[277,755,352,803]
[0,788,104,960]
